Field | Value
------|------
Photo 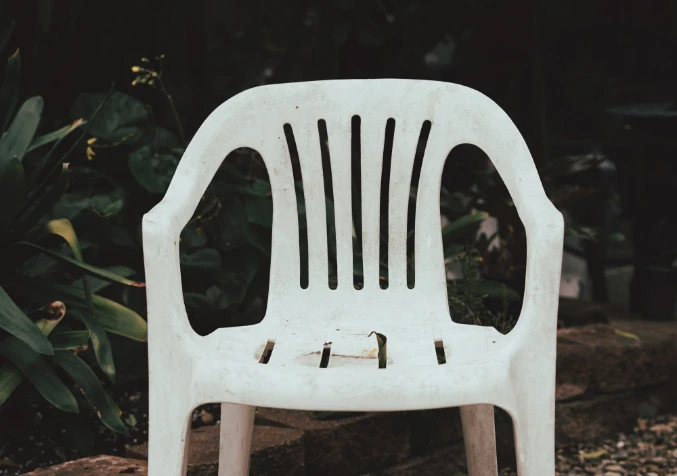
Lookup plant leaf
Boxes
[0,286,53,355]
[54,350,128,434]
[27,121,84,153]
[71,265,137,293]
[0,48,20,131]
[70,91,148,142]
[14,242,144,287]
[46,219,116,383]
[0,337,77,413]
[27,119,84,186]
[0,307,63,405]
[245,199,273,228]
[49,330,90,351]
[8,279,147,342]
[180,248,221,272]
[0,96,43,168]
[441,211,489,242]
[128,146,178,194]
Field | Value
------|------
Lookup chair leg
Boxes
[147,388,192,476]
[218,403,255,476]
[460,404,498,476]
[512,390,555,475]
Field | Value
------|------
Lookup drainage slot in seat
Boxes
[319,342,332,368]
[259,340,275,364]
[434,339,446,365]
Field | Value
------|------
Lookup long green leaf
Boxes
[0,96,43,168]
[28,119,84,186]
[8,279,147,341]
[441,212,489,242]
[72,265,137,293]
[46,219,116,383]
[54,350,127,434]
[26,84,114,208]
[0,157,25,231]
[0,286,53,355]
[27,121,84,153]
[0,48,20,131]
[13,242,144,287]
[49,330,90,351]
[0,305,64,405]
[0,337,77,413]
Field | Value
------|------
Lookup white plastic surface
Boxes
[143,79,564,475]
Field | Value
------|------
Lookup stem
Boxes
[158,79,186,146]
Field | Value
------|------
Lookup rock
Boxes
[21,455,147,475]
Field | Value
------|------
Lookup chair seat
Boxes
[193,320,515,412]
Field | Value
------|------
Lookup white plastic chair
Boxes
[143,79,564,476]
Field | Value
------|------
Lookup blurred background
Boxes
[1,0,677,474]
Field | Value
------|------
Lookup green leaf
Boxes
[8,279,147,342]
[27,119,85,154]
[71,265,137,293]
[180,248,221,272]
[180,227,208,249]
[14,242,144,288]
[243,221,271,256]
[0,157,25,229]
[441,211,489,243]
[50,330,90,350]
[245,198,273,228]
[184,285,232,311]
[0,96,43,168]
[46,219,116,382]
[0,48,20,131]
[128,145,178,194]
[70,91,148,142]
[54,351,128,434]
[0,307,63,406]
[0,337,77,412]
[53,188,125,221]
[0,363,22,407]
[0,286,53,355]
[237,179,271,197]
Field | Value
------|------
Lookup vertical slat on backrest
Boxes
[293,122,329,289]
[414,124,451,292]
[266,137,302,295]
[387,119,421,289]
[359,116,386,288]
[325,117,353,290]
